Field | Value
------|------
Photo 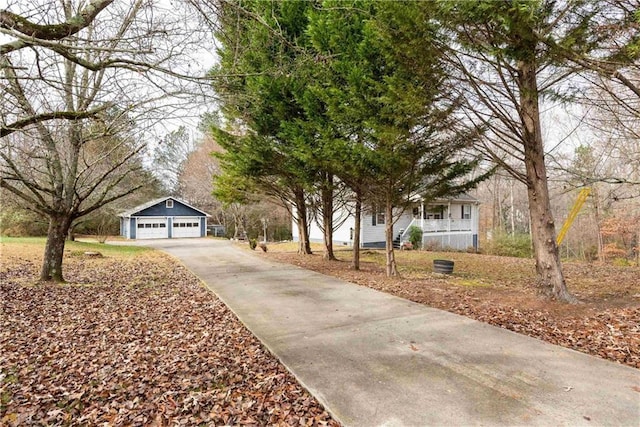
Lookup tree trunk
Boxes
[384,199,399,276]
[591,186,605,262]
[294,187,312,255]
[41,215,72,282]
[67,224,76,241]
[636,221,640,266]
[496,174,503,232]
[321,173,336,260]
[492,175,499,232]
[232,210,240,239]
[510,179,515,235]
[519,59,576,303]
[351,195,362,270]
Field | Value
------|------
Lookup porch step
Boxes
[392,233,402,249]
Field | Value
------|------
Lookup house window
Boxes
[372,205,385,226]
[462,205,471,219]
[166,200,174,208]
[425,205,444,219]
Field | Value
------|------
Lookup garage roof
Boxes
[118,197,210,217]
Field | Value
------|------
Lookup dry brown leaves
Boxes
[265,250,640,370]
[1,250,338,426]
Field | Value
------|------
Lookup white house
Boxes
[293,194,480,251]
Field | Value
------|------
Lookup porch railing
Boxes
[400,218,472,241]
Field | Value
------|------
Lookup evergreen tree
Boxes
[308,0,487,275]
[210,0,318,254]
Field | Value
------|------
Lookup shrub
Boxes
[484,232,532,258]
[0,208,48,236]
[603,243,626,259]
[407,226,423,249]
[248,238,257,250]
[423,239,442,251]
[611,257,632,267]
[583,245,598,262]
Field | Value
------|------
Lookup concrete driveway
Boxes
[138,238,640,426]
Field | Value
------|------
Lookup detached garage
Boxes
[118,197,210,240]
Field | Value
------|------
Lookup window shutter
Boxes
[461,205,464,218]
[372,206,376,226]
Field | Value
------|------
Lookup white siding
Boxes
[308,217,324,243]
[332,214,355,245]
[123,219,130,239]
[472,204,480,233]
[423,233,475,250]
[290,205,302,242]
[395,213,413,233]
[361,208,410,247]
[361,215,385,245]
[294,208,357,245]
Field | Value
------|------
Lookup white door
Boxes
[172,217,201,238]
[136,218,168,239]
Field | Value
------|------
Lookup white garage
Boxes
[172,217,201,238]
[136,217,168,239]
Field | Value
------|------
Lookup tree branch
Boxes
[0,1,114,53]
[1,107,108,138]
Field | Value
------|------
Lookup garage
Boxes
[172,217,201,238]
[119,197,210,240]
[136,218,168,239]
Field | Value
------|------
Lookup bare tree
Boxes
[0,0,212,281]
[154,126,199,195]
[178,134,225,221]
[439,0,638,302]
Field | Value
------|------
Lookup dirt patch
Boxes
[0,243,338,426]
[263,246,640,369]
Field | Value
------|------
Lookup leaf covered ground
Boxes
[264,244,640,369]
[1,240,338,426]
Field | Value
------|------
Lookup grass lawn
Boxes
[262,242,640,369]
[0,238,337,426]
[0,236,149,257]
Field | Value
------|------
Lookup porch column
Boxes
[447,201,451,232]
[420,201,424,230]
